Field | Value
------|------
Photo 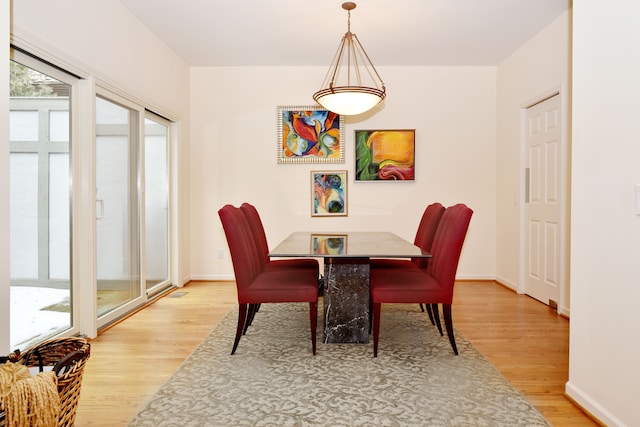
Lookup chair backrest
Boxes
[218,204,263,294]
[412,202,445,267]
[239,202,270,267]
[426,204,473,296]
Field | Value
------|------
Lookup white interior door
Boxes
[524,94,563,308]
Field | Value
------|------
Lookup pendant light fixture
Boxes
[313,2,386,116]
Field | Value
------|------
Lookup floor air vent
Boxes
[169,291,188,298]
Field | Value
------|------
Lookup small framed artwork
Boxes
[355,129,416,181]
[277,105,345,164]
[311,170,348,217]
[311,234,347,255]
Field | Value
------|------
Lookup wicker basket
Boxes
[1,337,90,427]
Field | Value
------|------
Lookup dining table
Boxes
[269,231,431,344]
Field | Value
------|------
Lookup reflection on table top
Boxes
[269,231,431,259]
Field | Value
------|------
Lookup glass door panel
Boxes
[95,96,141,321]
[144,116,170,292]
[9,60,72,350]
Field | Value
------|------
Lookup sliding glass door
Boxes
[9,56,74,350]
[95,96,173,325]
[7,48,175,345]
[95,95,143,323]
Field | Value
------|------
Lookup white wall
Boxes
[495,10,571,304]
[567,2,640,426]
[189,66,497,280]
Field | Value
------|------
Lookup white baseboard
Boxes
[455,274,496,281]
[186,274,494,283]
[188,274,234,282]
[185,274,503,285]
[565,381,626,426]
[494,275,519,292]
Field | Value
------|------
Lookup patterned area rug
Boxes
[129,302,550,427]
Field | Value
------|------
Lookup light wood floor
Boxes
[74,280,598,426]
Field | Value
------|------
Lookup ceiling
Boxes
[117,0,570,67]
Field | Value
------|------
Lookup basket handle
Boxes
[53,350,86,375]
[18,348,45,372]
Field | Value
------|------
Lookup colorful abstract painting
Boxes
[355,129,416,180]
[278,106,345,164]
[311,170,348,216]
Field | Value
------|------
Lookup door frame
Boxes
[518,84,571,317]
[143,111,173,296]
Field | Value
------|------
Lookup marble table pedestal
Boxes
[322,257,370,344]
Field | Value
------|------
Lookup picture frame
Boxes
[311,170,348,217]
[311,234,348,255]
[354,129,416,181]
[277,105,345,164]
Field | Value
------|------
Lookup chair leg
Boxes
[425,304,435,325]
[443,304,458,355]
[244,304,258,334]
[309,302,317,355]
[368,299,373,334]
[373,303,382,357]
[419,303,425,312]
[232,304,248,355]
[432,304,443,336]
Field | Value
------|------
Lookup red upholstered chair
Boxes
[370,204,473,357]
[218,204,319,355]
[370,202,445,323]
[239,203,319,328]
[370,202,445,270]
[240,203,319,272]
